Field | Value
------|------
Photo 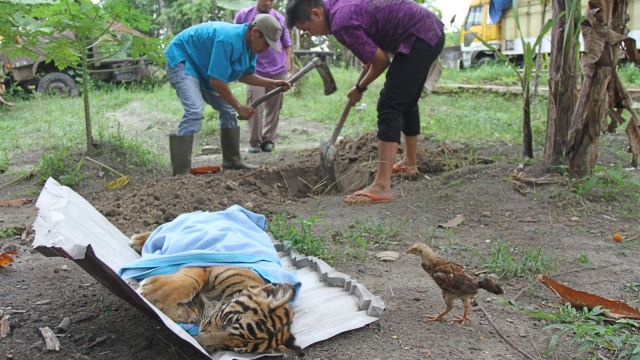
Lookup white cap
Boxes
[251,14,282,52]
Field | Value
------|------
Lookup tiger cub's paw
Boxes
[130,231,152,254]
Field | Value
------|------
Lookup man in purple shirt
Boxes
[235,0,293,153]
[286,0,444,204]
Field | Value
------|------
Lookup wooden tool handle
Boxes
[327,68,368,146]
[248,57,323,109]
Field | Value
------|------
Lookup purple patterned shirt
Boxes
[325,0,444,64]
[234,7,292,77]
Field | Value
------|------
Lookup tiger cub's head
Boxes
[196,282,303,355]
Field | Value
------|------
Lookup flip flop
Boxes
[344,190,392,205]
[392,165,418,175]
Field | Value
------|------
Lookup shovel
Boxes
[319,68,367,190]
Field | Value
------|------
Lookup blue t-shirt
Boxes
[165,22,256,90]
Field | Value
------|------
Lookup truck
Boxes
[458,0,640,68]
[0,21,151,97]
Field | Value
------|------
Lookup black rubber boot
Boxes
[220,127,257,170]
[169,134,193,176]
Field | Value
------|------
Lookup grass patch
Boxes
[36,149,85,188]
[268,213,331,261]
[440,63,528,86]
[332,219,407,260]
[482,239,557,279]
[0,226,20,238]
[533,304,640,359]
[571,164,640,219]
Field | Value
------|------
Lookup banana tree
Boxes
[472,0,556,159]
[565,0,640,175]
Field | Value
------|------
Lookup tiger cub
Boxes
[129,231,303,355]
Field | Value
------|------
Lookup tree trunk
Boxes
[81,43,94,153]
[522,86,533,158]
[566,0,625,176]
[544,0,578,171]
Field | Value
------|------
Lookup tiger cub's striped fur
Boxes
[129,231,303,355]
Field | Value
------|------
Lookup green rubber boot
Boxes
[169,134,193,176]
[220,127,257,170]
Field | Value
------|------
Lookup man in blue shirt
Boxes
[165,14,291,173]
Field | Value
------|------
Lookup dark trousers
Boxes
[377,34,445,143]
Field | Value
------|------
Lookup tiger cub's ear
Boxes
[255,283,295,310]
[279,332,304,356]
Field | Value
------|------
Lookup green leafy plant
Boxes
[0,226,19,238]
[268,213,330,260]
[482,239,557,279]
[532,304,640,359]
[468,0,558,158]
[37,150,85,188]
[578,252,590,265]
[2,0,164,153]
[572,165,640,203]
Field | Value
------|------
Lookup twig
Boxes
[476,302,538,360]
[530,333,543,360]
[512,286,528,301]
[85,334,111,349]
[512,263,622,301]
[0,170,34,190]
[550,262,621,278]
[388,284,395,297]
[155,334,190,360]
[232,169,261,182]
[85,157,125,177]
[278,170,293,200]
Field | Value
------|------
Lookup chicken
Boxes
[406,243,504,325]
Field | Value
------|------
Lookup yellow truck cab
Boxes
[459,0,640,68]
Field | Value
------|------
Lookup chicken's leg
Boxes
[450,298,472,325]
[426,293,454,322]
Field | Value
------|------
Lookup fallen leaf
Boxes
[0,198,32,207]
[438,214,465,228]
[0,253,14,266]
[538,274,640,319]
[104,175,130,190]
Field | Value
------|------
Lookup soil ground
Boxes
[1,104,640,360]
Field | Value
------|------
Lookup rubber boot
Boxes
[220,127,257,170]
[169,134,193,176]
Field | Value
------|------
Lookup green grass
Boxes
[268,212,331,261]
[440,63,527,86]
[481,239,558,279]
[533,304,640,359]
[0,226,20,238]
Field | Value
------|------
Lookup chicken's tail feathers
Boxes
[477,277,504,295]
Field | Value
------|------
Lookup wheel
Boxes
[36,72,79,97]
[474,57,495,67]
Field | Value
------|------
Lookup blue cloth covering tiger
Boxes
[118,205,303,355]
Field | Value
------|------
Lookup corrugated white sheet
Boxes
[33,178,384,359]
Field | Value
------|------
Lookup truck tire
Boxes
[475,57,495,67]
[37,73,79,97]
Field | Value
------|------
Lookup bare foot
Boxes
[343,184,392,205]
[392,160,418,175]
